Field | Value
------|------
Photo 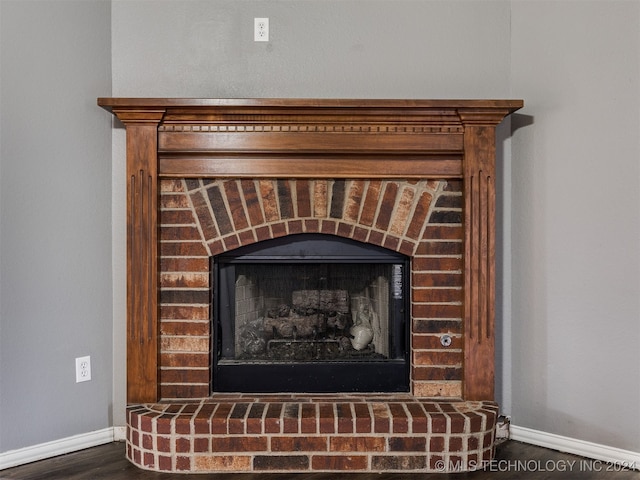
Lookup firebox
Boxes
[213,233,410,393]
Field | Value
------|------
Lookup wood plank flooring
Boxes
[1,440,639,479]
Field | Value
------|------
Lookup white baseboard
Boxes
[113,426,127,442]
[0,427,123,471]
[511,425,640,469]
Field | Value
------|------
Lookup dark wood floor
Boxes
[1,440,638,479]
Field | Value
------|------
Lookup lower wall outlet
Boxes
[75,356,91,383]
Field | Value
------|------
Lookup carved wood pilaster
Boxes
[112,108,165,403]
[459,110,509,401]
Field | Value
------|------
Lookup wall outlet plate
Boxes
[254,17,269,42]
[75,356,91,383]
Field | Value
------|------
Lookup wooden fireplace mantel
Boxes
[98,98,522,403]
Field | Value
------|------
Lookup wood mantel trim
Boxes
[99,98,522,403]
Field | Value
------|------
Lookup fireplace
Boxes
[213,233,410,393]
[98,98,522,473]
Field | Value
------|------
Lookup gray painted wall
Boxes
[510,1,640,452]
[1,0,639,457]
[0,1,112,452]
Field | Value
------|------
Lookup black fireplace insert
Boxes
[212,234,410,393]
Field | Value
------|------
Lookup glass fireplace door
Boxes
[213,234,410,393]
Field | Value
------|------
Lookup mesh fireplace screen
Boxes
[213,234,409,393]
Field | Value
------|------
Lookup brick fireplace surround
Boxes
[99,98,522,473]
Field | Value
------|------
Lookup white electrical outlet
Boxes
[75,356,91,383]
[254,17,269,42]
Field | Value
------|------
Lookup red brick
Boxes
[431,414,447,434]
[287,219,304,234]
[143,452,155,468]
[399,239,416,256]
[195,455,252,471]
[139,414,152,431]
[175,437,190,453]
[271,436,328,452]
[160,194,189,209]
[375,182,398,231]
[359,180,382,227]
[207,239,224,255]
[412,319,461,334]
[176,456,191,471]
[301,403,317,434]
[336,403,353,433]
[271,222,287,237]
[344,180,365,222]
[259,180,279,222]
[311,454,367,471]
[371,403,390,433]
[161,226,202,241]
[161,241,208,256]
[246,403,266,434]
[352,225,369,242]
[429,436,445,452]
[389,403,408,433]
[413,257,462,271]
[368,230,384,246]
[255,225,271,241]
[142,433,153,449]
[283,403,300,434]
[228,403,250,434]
[194,437,210,452]
[413,366,462,381]
[222,234,240,251]
[389,436,427,452]
[304,219,320,232]
[372,455,427,470]
[449,436,463,452]
[337,221,353,237]
[414,351,462,367]
[241,179,265,226]
[318,403,335,434]
[295,180,312,217]
[161,209,197,225]
[212,436,267,452]
[383,235,400,251]
[353,402,372,433]
[404,402,428,433]
[224,180,249,230]
[389,185,415,236]
[450,413,466,433]
[210,403,233,434]
[413,304,462,319]
[320,219,337,234]
[422,225,463,241]
[412,287,463,303]
[264,403,283,434]
[329,436,385,452]
[412,272,463,288]
[238,229,255,245]
[254,455,309,471]
[405,191,433,239]
[158,455,172,471]
[415,241,463,256]
[160,352,209,368]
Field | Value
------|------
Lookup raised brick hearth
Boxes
[99,98,522,473]
[127,395,498,473]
